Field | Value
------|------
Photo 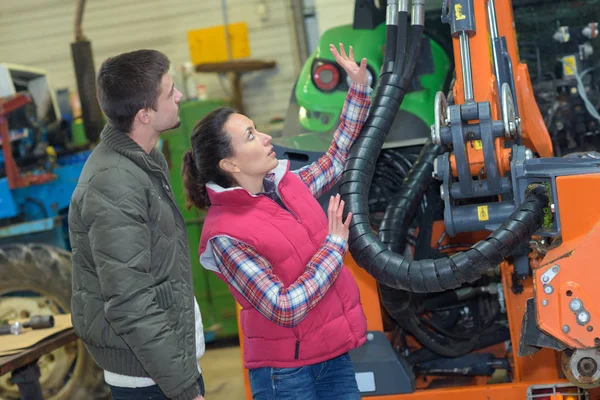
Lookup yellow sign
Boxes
[187,22,250,65]
[473,140,482,150]
[562,55,577,77]
[455,4,466,21]
[477,205,489,221]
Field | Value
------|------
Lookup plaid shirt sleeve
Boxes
[293,81,372,198]
[211,234,348,328]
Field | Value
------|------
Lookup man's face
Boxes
[150,73,184,133]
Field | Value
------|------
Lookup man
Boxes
[68,49,205,400]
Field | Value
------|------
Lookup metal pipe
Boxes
[411,0,425,26]
[487,0,500,93]
[399,0,409,13]
[387,0,399,25]
[74,0,87,42]
[487,0,499,39]
[221,0,233,60]
[459,33,474,102]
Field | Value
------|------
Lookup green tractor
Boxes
[281,0,454,151]
[277,0,453,220]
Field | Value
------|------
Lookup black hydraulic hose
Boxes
[339,2,549,293]
[348,183,547,293]
[406,327,511,365]
[383,26,398,75]
[382,0,399,75]
[379,141,441,253]
[393,11,409,77]
[402,306,502,358]
[404,311,479,357]
[398,24,425,82]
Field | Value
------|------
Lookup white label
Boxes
[355,372,376,392]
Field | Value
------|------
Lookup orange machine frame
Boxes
[234,0,600,398]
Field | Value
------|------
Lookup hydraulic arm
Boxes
[340,0,600,390]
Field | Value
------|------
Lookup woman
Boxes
[182,43,372,399]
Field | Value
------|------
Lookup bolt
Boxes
[550,203,556,213]
[570,299,583,312]
[552,265,560,273]
[563,325,570,333]
[367,333,374,341]
[525,149,533,160]
[578,311,591,325]
[578,357,597,377]
[542,299,548,306]
[544,285,554,294]
[588,326,594,332]
[542,275,550,283]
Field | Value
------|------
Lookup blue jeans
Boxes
[109,375,205,399]
[249,353,361,399]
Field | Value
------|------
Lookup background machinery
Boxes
[513,0,600,157]
[258,0,600,398]
[0,64,106,400]
[0,1,239,398]
[0,1,108,396]
[283,0,453,149]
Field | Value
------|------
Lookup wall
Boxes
[0,0,299,133]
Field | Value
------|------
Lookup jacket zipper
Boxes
[143,159,185,221]
[262,195,301,223]
[142,158,193,272]
[272,184,301,223]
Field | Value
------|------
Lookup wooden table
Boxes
[0,328,78,400]
[195,60,277,114]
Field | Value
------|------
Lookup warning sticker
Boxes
[562,55,577,77]
[473,140,482,150]
[477,205,489,221]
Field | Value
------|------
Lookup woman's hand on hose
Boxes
[328,194,352,242]
[330,43,368,86]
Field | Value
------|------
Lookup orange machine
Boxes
[236,0,600,399]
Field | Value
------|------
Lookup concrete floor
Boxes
[201,345,247,399]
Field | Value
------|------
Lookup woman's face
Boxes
[223,113,279,178]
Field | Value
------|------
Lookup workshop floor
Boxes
[201,345,246,399]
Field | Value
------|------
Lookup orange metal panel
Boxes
[345,254,384,332]
[365,381,573,400]
[553,174,600,243]
[515,64,554,158]
[501,262,562,382]
[535,174,600,349]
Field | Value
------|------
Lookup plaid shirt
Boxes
[211,81,372,328]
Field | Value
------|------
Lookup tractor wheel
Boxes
[0,243,109,400]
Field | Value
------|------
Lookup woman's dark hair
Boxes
[182,107,237,209]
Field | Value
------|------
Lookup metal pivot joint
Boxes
[431,93,511,236]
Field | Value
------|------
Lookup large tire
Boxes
[0,243,109,400]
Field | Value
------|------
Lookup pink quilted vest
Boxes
[198,160,367,369]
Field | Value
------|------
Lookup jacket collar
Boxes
[100,124,166,174]
[205,160,290,205]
